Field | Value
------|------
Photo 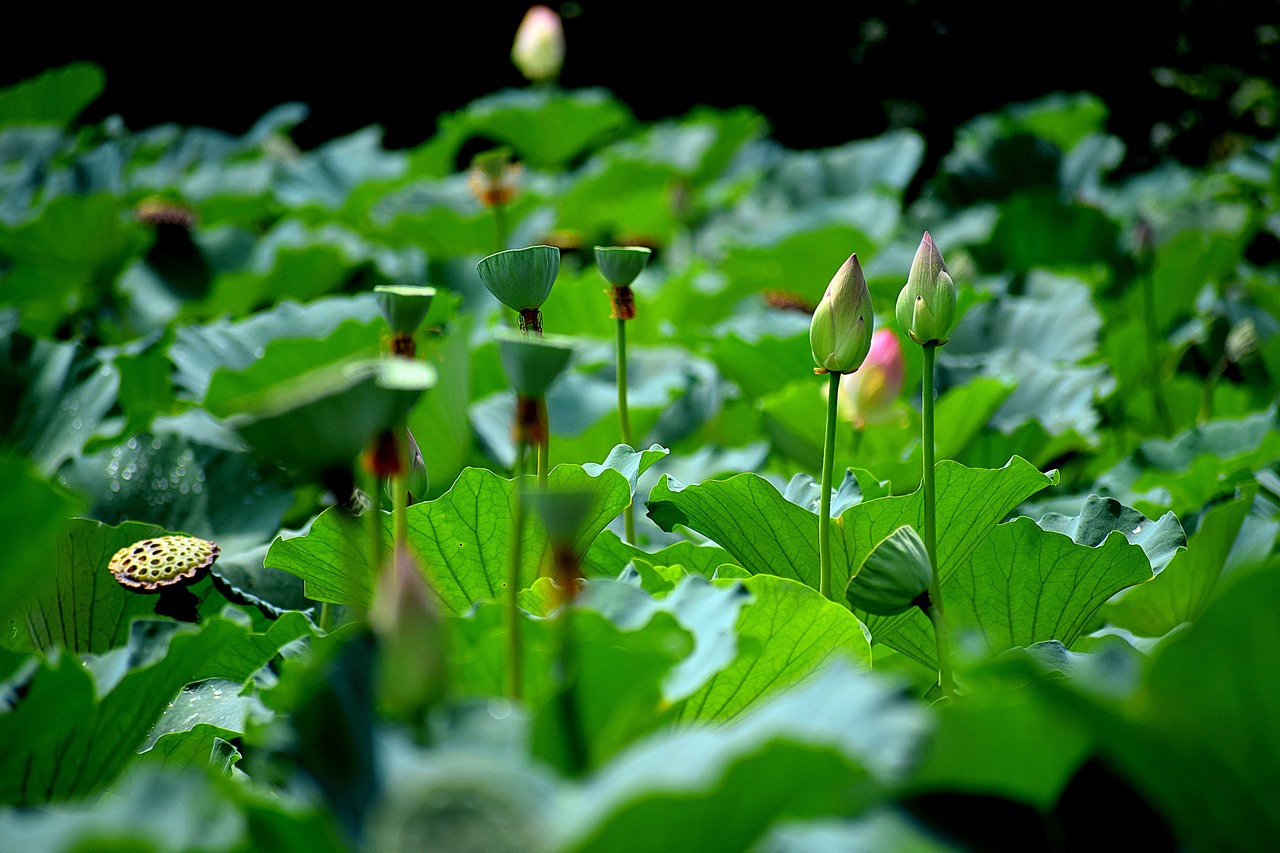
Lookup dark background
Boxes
[4,1,1276,177]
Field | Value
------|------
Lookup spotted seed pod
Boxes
[108,535,219,592]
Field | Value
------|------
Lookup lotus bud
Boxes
[810,253,874,375]
[403,428,430,503]
[1225,318,1258,364]
[477,245,560,334]
[845,525,934,616]
[512,5,565,84]
[895,232,957,347]
[374,285,436,338]
[839,328,905,429]
[370,545,447,717]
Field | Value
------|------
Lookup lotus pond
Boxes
[2,56,1280,852]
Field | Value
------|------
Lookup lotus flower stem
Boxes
[922,597,953,698]
[506,440,530,701]
[616,317,636,543]
[493,202,509,254]
[1141,267,1174,435]
[819,371,840,600]
[921,344,954,697]
[392,428,410,556]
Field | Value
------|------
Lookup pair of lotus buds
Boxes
[810,233,958,375]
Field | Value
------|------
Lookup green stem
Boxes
[506,441,529,701]
[818,371,840,600]
[368,470,385,577]
[493,202,509,253]
[921,344,954,698]
[391,427,409,556]
[925,602,954,699]
[617,318,636,544]
[1141,269,1174,435]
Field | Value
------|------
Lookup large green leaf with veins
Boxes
[0,613,314,804]
[14,519,227,656]
[647,458,1057,638]
[676,574,871,724]
[876,498,1180,668]
[551,662,930,853]
[269,448,666,614]
[0,451,83,626]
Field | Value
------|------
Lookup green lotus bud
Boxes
[810,253,873,374]
[895,232,957,346]
[845,525,933,616]
[374,284,437,337]
[594,246,652,287]
[494,327,575,398]
[476,245,560,321]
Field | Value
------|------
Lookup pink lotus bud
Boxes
[512,5,565,84]
[839,328,905,428]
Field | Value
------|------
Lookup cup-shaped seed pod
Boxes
[468,147,521,208]
[109,535,219,592]
[524,486,597,548]
[494,327,575,399]
[374,285,437,338]
[810,253,874,374]
[895,232,957,347]
[206,357,436,482]
[477,245,560,322]
[845,525,933,616]
[594,246,652,287]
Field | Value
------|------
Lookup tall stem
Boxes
[921,344,954,697]
[391,426,409,555]
[1141,268,1174,435]
[493,202,508,253]
[818,371,840,600]
[505,441,529,700]
[616,317,636,543]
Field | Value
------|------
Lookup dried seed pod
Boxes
[108,535,219,592]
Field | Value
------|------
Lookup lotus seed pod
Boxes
[109,535,219,592]
[810,253,874,374]
[494,327,575,398]
[594,246,652,288]
[374,285,436,337]
[477,246,560,330]
[895,232,956,347]
[525,486,597,547]
[845,525,933,616]
[512,4,565,84]
[468,147,521,208]
[840,328,905,429]
[208,357,436,482]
